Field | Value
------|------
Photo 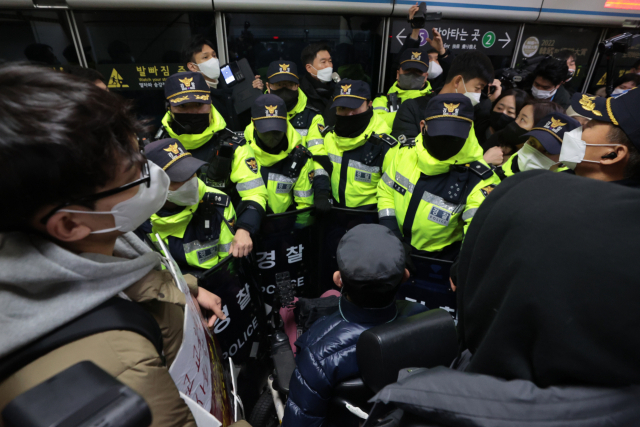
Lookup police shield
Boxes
[198,255,266,364]
[396,255,457,319]
[253,207,320,305]
[318,207,379,293]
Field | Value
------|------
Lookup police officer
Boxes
[321,79,398,209]
[264,60,332,209]
[558,90,640,187]
[156,72,267,251]
[372,49,432,129]
[378,93,499,259]
[496,112,579,180]
[144,138,238,269]
[243,94,315,214]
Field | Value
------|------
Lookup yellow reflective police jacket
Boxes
[245,121,315,214]
[161,109,268,211]
[321,112,397,209]
[161,107,226,150]
[377,127,500,253]
[372,81,432,129]
[150,179,236,270]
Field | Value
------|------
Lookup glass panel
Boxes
[515,24,601,94]
[74,11,218,126]
[0,10,74,67]
[225,13,383,90]
[385,18,519,92]
[587,28,639,95]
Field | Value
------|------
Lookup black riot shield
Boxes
[198,255,267,364]
[318,207,379,294]
[396,255,457,319]
[252,207,320,306]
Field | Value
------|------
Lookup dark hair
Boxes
[301,43,331,67]
[445,51,494,85]
[533,57,569,86]
[341,277,399,309]
[555,49,575,64]
[65,65,105,83]
[613,73,640,89]
[632,59,640,70]
[0,63,145,232]
[426,48,438,55]
[606,125,640,179]
[528,99,565,124]
[182,35,215,64]
[493,88,529,116]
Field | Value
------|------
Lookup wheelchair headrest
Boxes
[356,308,458,393]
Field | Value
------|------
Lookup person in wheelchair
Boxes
[144,138,237,270]
[282,224,428,426]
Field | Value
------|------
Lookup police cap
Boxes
[424,93,474,140]
[331,79,371,110]
[524,113,581,155]
[399,49,429,74]
[337,224,405,295]
[267,60,299,84]
[145,138,206,182]
[251,94,287,133]
[570,89,640,150]
[164,72,211,106]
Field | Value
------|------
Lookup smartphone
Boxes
[221,65,236,85]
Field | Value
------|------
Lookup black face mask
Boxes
[171,112,210,135]
[489,111,515,132]
[271,88,299,112]
[256,130,286,153]
[498,120,528,148]
[422,130,467,161]
[335,108,373,138]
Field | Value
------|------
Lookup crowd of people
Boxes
[2,3,640,426]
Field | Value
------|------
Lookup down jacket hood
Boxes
[0,231,161,358]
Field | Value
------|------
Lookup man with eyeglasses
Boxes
[0,64,234,426]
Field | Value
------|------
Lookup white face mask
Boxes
[458,77,480,106]
[531,85,558,100]
[60,162,170,234]
[311,65,333,83]
[612,88,630,96]
[427,61,443,80]
[566,68,576,82]
[517,142,558,171]
[167,176,200,206]
[559,127,620,170]
[197,57,220,80]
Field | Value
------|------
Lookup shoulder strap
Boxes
[467,161,494,179]
[398,135,416,148]
[220,128,246,146]
[319,124,334,137]
[305,104,321,114]
[369,133,398,148]
[282,145,312,179]
[0,298,163,382]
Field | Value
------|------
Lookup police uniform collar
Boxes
[415,129,484,176]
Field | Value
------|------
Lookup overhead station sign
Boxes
[390,19,519,57]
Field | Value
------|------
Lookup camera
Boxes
[495,55,551,90]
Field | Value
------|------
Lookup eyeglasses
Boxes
[40,157,151,225]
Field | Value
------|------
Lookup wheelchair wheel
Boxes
[248,390,278,427]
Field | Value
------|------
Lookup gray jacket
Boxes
[370,366,640,426]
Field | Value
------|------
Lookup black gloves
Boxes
[314,191,332,215]
[403,242,416,275]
